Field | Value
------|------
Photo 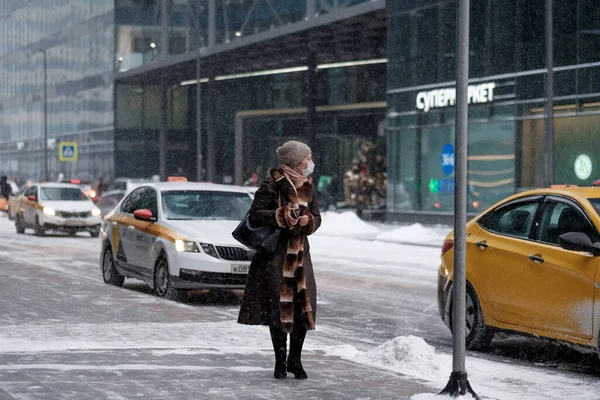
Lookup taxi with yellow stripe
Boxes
[438,185,600,356]
[14,183,102,237]
[100,181,254,300]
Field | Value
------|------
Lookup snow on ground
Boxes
[376,223,450,247]
[320,335,600,400]
[1,216,600,399]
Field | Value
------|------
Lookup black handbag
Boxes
[232,211,282,253]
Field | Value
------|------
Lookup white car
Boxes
[100,182,254,300]
[15,183,103,237]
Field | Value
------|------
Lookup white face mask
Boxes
[301,161,315,177]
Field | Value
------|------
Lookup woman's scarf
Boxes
[281,164,308,194]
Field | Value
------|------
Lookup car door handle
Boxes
[475,241,488,250]
[528,254,544,264]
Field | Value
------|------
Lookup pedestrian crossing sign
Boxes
[59,142,78,162]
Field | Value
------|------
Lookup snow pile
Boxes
[356,336,449,383]
[375,223,448,246]
[316,211,381,237]
[319,344,361,359]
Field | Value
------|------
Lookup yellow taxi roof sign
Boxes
[167,176,187,182]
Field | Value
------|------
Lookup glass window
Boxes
[121,187,147,214]
[538,202,597,245]
[40,187,87,201]
[139,188,158,217]
[161,190,252,221]
[478,199,540,238]
[554,114,600,186]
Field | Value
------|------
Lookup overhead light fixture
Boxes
[235,31,242,37]
[316,58,388,70]
[180,78,210,86]
[150,42,156,49]
[214,66,308,81]
[118,56,124,62]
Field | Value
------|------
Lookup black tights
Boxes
[269,324,307,363]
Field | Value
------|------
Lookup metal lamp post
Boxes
[439,0,479,397]
[36,48,49,182]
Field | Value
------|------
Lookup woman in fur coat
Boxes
[238,140,321,380]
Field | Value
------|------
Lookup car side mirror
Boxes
[133,208,156,222]
[27,195,37,202]
[558,232,600,255]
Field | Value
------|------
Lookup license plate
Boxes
[65,220,84,226]
[231,264,250,274]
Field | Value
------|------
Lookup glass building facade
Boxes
[387,0,600,219]
[0,0,115,183]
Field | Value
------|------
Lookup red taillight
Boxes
[441,240,454,256]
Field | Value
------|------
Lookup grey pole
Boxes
[42,49,48,182]
[545,0,554,184]
[440,0,478,397]
[195,47,203,181]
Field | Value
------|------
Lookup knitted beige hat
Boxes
[276,141,311,168]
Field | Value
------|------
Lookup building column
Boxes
[305,49,317,147]
[159,82,168,181]
[208,0,216,47]
[544,0,554,183]
[206,76,216,182]
[159,0,170,181]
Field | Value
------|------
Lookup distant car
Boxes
[438,185,600,356]
[7,186,27,220]
[100,182,254,300]
[15,183,102,237]
[97,190,125,218]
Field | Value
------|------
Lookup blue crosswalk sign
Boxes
[59,142,78,161]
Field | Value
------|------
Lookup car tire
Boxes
[15,214,25,234]
[101,246,124,287]
[154,254,182,301]
[34,216,45,237]
[449,282,494,351]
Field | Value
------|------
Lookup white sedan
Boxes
[100,182,254,300]
[15,183,102,237]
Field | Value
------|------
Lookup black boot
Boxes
[288,325,307,379]
[270,327,287,379]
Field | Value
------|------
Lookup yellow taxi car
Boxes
[100,181,254,300]
[438,185,600,354]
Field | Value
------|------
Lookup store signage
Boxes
[441,144,455,176]
[574,154,592,180]
[416,83,496,112]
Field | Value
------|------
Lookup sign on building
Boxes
[59,142,78,162]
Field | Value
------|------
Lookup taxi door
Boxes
[522,198,597,339]
[113,187,147,268]
[23,186,39,225]
[466,196,543,326]
[133,188,159,274]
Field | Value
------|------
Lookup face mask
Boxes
[301,161,315,177]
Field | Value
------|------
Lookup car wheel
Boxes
[154,255,182,301]
[34,216,45,237]
[449,282,494,351]
[102,246,124,287]
[15,214,25,234]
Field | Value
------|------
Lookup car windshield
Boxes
[40,187,87,201]
[590,199,600,215]
[161,190,252,221]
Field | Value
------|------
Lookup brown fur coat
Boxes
[237,168,321,331]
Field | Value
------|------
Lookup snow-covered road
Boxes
[0,212,599,399]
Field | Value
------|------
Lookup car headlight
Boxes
[175,239,200,253]
[91,208,101,217]
[200,243,219,258]
[43,207,56,216]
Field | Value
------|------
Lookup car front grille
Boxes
[57,211,90,218]
[215,246,253,261]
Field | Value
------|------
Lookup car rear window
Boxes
[161,190,252,221]
[41,188,87,201]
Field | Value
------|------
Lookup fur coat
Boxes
[237,168,321,330]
